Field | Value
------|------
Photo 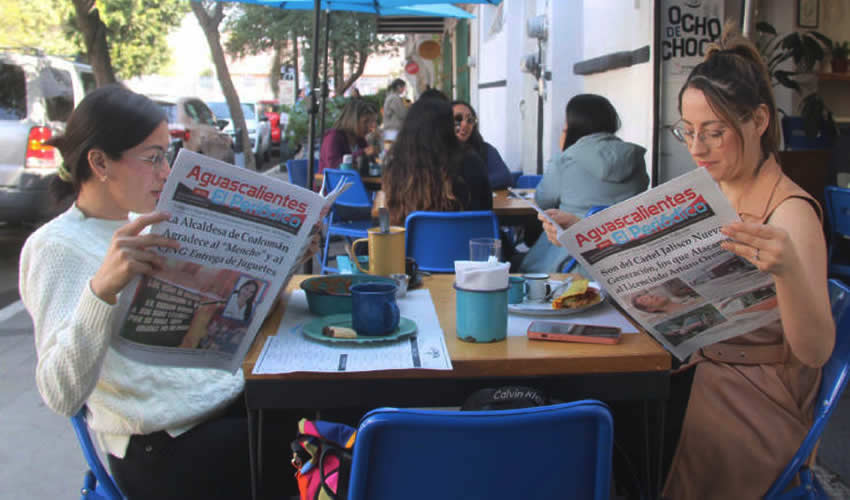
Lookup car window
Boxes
[242,103,256,120]
[79,71,96,95]
[0,62,26,120]
[42,67,74,122]
[207,101,229,119]
[183,100,201,123]
[157,102,177,124]
[192,100,217,126]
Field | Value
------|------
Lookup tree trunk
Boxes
[191,1,255,171]
[270,41,283,101]
[339,50,368,96]
[71,0,117,86]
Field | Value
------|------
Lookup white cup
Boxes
[522,273,550,302]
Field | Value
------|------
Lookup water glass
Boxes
[469,237,502,261]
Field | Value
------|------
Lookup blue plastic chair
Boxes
[71,407,124,499]
[404,211,500,273]
[348,400,613,500]
[825,186,850,280]
[286,159,308,188]
[510,170,522,187]
[561,205,609,273]
[514,174,542,189]
[763,279,850,499]
[321,169,374,274]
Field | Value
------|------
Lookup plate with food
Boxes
[508,278,606,316]
[302,314,417,344]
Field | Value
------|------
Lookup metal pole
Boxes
[306,0,321,193]
[319,10,331,138]
[536,40,544,175]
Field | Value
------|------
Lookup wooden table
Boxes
[313,172,382,190]
[243,274,671,499]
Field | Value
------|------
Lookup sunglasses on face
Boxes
[454,114,477,127]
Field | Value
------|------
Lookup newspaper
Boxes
[112,149,347,372]
[559,168,779,361]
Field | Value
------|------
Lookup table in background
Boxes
[313,172,381,191]
[243,274,671,499]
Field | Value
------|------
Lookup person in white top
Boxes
[18,85,314,498]
[222,279,260,322]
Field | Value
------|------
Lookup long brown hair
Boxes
[383,97,465,225]
[678,21,780,166]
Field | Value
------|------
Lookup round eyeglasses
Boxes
[136,151,170,172]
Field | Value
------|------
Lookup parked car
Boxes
[207,101,272,167]
[153,97,234,165]
[0,49,95,224]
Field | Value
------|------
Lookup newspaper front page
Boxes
[112,149,345,372]
[559,168,779,360]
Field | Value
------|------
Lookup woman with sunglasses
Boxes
[657,24,834,499]
[451,101,512,189]
[520,93,648,273]
[18,85,311,498]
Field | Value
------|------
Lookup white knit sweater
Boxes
[19,205,244,458]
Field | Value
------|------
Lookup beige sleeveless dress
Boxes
[663,157,827,500]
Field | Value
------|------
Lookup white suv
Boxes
[0,49,95,224]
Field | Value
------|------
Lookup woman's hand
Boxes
[720,221,796,276]
[90,212,179,305]
[539,209,580,247]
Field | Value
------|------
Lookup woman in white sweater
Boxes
[19,85,300,498]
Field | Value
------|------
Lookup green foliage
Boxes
[832,41,850,60]
[0,0,78,56]
[282,95,347,151]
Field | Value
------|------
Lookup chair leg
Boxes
[321,215,333,274]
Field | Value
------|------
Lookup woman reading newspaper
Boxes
[540,23,835,499]
[18,85,317,498]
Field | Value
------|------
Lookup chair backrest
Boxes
[514,174,542,189]
[404,211,500,273]
[70,407,124,499]
[764,279,850,498]
[286,159,309,188]
[826,186,850,240]
[561,205,609,273]
[348,400,613,500]
[323,169,372,209]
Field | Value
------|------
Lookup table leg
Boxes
[247,404,259,500]
[656,399,666,498]
[643,400,652,499]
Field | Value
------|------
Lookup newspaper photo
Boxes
[112,149,347,372]
[559,168,779,360]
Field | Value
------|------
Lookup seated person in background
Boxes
[381,96,492,226]
[318,98,377,181]
[451,100,512,190]
[520,93,648,273]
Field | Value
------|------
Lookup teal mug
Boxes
[508,276,526,304]
[454,284,509,343]
[350,282,400,336]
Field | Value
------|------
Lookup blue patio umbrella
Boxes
[210,0,478,192]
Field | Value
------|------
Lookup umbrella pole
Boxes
[306,0,321,193]
[319,10,331,138]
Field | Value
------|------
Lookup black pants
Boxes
[108,397,299,500]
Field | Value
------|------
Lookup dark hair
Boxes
[383,97,465,225]
[562,94,621,150]
[47,84,166,201]
[389,78,406,93]
[451,100,488,164]
[417,88,449,102]
[235,280,260,321]
[677,21,780,165]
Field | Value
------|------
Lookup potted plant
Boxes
[755,21,837,147]
[831,41,849,73]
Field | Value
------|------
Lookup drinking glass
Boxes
[469,237,502,261]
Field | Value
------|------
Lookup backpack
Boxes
[461,385,552,411]
[290,418,357,500]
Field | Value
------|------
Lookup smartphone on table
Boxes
[527,321,622,345]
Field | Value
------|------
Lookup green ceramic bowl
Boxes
[300,274,395,316]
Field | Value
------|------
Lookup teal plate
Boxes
[302,314,417,344]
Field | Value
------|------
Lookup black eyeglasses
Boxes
[454,114,477,126]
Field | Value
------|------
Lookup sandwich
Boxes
[552,278,600,309]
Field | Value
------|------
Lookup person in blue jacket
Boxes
[452,100,513,189]
[520,94,649,273]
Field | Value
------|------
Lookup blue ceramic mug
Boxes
[350,282,400,336]
[454,284,509,343]
[508,276,526,304]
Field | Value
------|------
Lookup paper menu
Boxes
[507,188,564,238]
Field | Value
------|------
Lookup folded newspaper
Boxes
[558,168,779,361]
[112,149,348,372]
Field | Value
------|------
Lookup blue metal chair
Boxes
[348,400,614,500]
[561,205,609,273]
[285,159,308,188]
[514,174,542,189]
[321,169,374,274]
[71,407,124,499]
[404,211,500,273]
[825,186,850,280]
[763,279,850,499]
[509,170,522,187]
